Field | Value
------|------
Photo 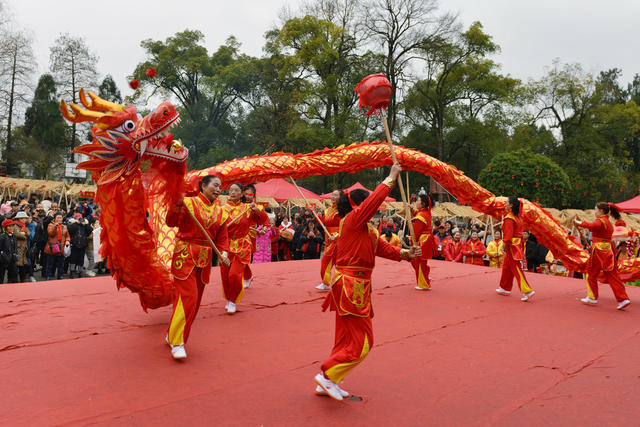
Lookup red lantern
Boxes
[609,184,613,188]
[535,170,539,174]
[354,74,392,116]
[488,167,492,171]
[145,67,157,78]
[553,185,557,189]
[520,181,524,186]
[129,80,140,90]
[535,182,540,187]
[511,175,515,179]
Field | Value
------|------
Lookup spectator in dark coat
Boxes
[0,220,19,283]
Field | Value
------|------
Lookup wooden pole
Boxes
[288,176,332,239]
[380,110,416,242]
[183,205,225,260]
[228,205,252,226]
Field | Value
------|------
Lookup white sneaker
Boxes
[86,270,96,277]
[171,344,187,359]
[496,288,511,296]
[617,299,631,310]
[315,283,330,290]
[227,301,236,314]
[315,384,349,398]
[29,276,36,282]
[521,290,535,302]
[244,277,253,288]
[314,373,343,401]
[225,301,230,310]
[581,297,598,305]
[415,286,431,291]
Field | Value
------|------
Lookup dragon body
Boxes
[61,91,640,311]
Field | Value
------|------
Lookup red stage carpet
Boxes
[2,259,639,426]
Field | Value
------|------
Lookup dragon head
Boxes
[61,89,188,185]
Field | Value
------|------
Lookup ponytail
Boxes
[597,201,621,220]
[508,196,521,216]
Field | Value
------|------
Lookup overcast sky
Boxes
[5,0,640,94]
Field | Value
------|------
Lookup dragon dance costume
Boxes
[318,178,412,396]
[411,207,433,290]
[498,212,534,298]
[221,200,268,308]
[579,215,630,305]
[166,193,229,348]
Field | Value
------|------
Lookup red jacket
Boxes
[463,238,486,265]
[444,240,464,262]
[581,215,616,271]
[324,180,403,318]
[412,208,433,260]
[502,213,525,261]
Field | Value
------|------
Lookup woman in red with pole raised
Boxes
[496,196,535,302]
[573,202,631,310]
[411,193,434,290]
[221,183,268,314]
[314,162,421,401]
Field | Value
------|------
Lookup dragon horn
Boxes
[79,88,124,112]
[60,99,106,123]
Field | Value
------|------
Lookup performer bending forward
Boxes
[315,163,421,401]
[496,196,535,302]
[574,202,631,310]
[222,183,268,314]
[316,189,342,290]
[166,175,230,360]
[412,193,434,290]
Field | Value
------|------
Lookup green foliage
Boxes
[478,149,571,207]
[98,75,122,103]
[20,74,68,178]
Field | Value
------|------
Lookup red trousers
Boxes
[220,255,246,303]
[244,263,252,281]
[499,251,533,294]
[321,313,373,384]
[411,258,431,289]
[585,259,629,302]
[167,268,207,345]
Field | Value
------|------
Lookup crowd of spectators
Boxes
[0,193,105,283]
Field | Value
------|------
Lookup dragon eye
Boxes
[122,120,136,132]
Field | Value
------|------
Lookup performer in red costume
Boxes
[314,163,421,401]
[315,189,342,291]
[496,196,535,302]
[166,175,230,359]
[221,183,268,314]
[574,202,631,310]
[444,231,464,262]
[463,231,486,266]
[411,193,433,290]
[242,184,269,289]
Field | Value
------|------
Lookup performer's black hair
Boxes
[337,189,369,217]
[596,201,621,220]
[198,174,220,192]
[508,196,521,216]
[417,193,432,210]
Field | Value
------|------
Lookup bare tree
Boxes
[49,33,98,154]
[0,29,35,174]
[363,0,458,131]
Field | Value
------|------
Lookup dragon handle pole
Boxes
[380,111,416,243]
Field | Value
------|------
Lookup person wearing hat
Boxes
[13,211,36,282]
[0,219,19,283]
[44,212,70,280]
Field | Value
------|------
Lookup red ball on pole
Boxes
[354,74,393,116]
